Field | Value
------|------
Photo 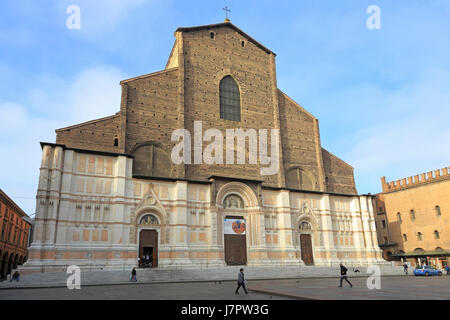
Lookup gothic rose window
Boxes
[219,76,241,121]
[139,214,159,225]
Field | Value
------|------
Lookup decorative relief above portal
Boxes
[223,194,244,209]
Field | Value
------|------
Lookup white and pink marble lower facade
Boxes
[21,144,386,272]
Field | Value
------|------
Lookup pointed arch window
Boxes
[219,76,241,121]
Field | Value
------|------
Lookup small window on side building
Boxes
[435,205,441,216]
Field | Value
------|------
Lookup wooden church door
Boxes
[300,234,314,265]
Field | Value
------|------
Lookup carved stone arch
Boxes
[215,181,261,249]
[294,211,320,247]
[133,184,168,245]
[295,213,319,231]
[216,182,259,209]
[138,213,161,225]
[135,184,168,224]
[295,213,319,265]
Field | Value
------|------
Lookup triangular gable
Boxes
[135,183,167,222]
[176,22,276,56]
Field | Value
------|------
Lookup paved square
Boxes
[249,276,450,300]
[0,280,290,300]
[0,276,448,300]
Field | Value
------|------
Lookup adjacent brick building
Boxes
[0,189,32,278]
[374,167,450,268]
[22,21,384,272]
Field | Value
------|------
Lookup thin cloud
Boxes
[343,69,450,193]
[0,65,124,213]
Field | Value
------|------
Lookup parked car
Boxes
[413,266,443,276]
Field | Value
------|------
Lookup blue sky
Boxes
[1,0,450,214]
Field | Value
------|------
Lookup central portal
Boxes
[224,215,247,265]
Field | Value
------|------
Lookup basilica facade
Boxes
[23,21,384,271]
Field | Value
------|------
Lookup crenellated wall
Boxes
[381,166,450,192]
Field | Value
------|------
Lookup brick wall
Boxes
[375,175,450,254]
[322,148,357,194]
[278,90,325,191]
[180,26,281,186]
[56,114,122,153]
[53,22,357,195]
[121,68,182,178]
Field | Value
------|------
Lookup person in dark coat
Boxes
[130,267,137,282]
[339,263,353,288]
[403,263,408,275]
[10,271,20,282]
[235,268,248,294]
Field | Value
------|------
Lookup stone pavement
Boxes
[0,265,405,289]
[249,276,450,300]
[0,276,448,300]
[0,280,293,300]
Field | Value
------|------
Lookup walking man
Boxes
[130,267,137,282]
[235,268,248,294]
[339,263,353,288]
[403,263,408,275]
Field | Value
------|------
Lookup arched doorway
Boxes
[223,195,247,265]
[299,221,314,265]
[138,213,160,268]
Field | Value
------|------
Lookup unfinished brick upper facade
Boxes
[55,21,356,195]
